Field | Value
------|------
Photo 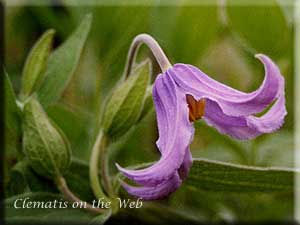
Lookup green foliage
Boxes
[122,201,204,225]
[7,161,29,196]
[186,158,295,193]
[4,72,22,156]
[158,4,220,63]
[6,158,100,201]
[23,97,71,178]
[21,29,55,98]
[226,0,291,58]
[47,104,91,160]
[37,14,92,107]
[4,72,22,136]
[90,210,112,225]
[193,121,249,164]
[4,159,111,223]
[137,85,154,122]
[91,6,151,94]
[255,132,294,167]
[64,159,96,202]
[102,60,151,138]
[5,192,95,223]
[6,160,57,197]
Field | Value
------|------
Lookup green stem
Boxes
[56,176,106,214]
[89,130,113,200]
[123,33,172,78]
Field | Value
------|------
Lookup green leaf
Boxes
[47,103,91,160]
[186,158,296,193]
[226,0,291,58]
[4,192,94,223]
[6,160,56,197]
[137,85,153,122]
[64,159,95,203]
[37,14,92,107]
[102,59,151,138]
[255,132,294,167]
[152,3,219,63]
[6,161,29,196]
[92,7,151,94]
[193,121,249,164]
[5,160,112,223]
[23,97,71,178]
[122,202,202,225]
[7,159,97,202]
[4,72,22,137]
[4,72,22,157]
[21,29,55,98]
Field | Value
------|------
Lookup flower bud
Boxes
[23,96,71,178]
[102,59,151,139]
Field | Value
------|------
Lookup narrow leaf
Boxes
[102,59,151,138]
[47,103,91,160]
[4,72,21,136]
[186,158,296,193]
[23,97,71,178]
[21,29,55,98]
[37,14,92,106]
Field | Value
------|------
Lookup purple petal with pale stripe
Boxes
[171,54,283,117]
[116,72,194,186]
[119,172,182,200]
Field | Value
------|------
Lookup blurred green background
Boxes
[5,0,295,223]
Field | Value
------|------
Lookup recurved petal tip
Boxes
[119,173,182,200]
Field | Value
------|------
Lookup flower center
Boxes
[186,94,206,122]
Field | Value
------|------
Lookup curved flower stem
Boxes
[90,130,114,199]
[123,33,172,78]
[56,176,106,214]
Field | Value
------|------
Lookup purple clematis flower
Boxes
[116,54,286,200]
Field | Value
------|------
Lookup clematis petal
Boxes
[178,149,193,179]
[202,93,286,140]
[170,54,283,117]
[116,71,194,185]
[119,172,182,200]
[203,99,261,140]
[118,149,191,200]
[246,94,286,133]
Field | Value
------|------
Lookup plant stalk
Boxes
[123,33,172,78]
[56,176,106,214]
[89,130,114,199]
